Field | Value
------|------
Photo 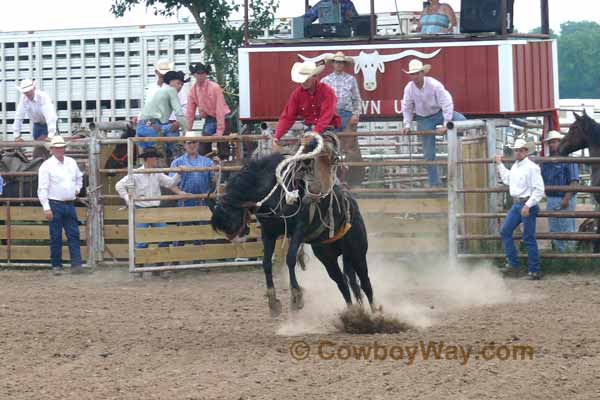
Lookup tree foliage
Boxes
[110,0,279,106]
[531,21,600,98]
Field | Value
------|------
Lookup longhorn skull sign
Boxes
[299,49,442,91]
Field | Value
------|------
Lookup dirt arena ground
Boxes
[1,258,600,400]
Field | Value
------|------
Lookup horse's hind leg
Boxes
[287,232,304,311]
[343,254,363,306]
[312,245,353,306]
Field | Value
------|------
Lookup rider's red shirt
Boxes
[274,82,341,140]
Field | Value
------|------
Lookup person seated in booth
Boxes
[303,0,359,26]
[416,0,458,34]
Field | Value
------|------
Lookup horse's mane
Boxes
[222,153,285,206]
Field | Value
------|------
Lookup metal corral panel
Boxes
[0,23,204,140]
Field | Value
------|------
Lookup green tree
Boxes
[556,21,600,98]
[110,0,279,106]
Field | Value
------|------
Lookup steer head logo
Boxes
[299,49,442,91]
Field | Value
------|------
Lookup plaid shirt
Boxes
[304,0,358,24]
[170,153,214,206]
[321,72,362,116]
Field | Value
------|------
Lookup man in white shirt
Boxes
[495,139,546,280]
[115,147,184,249]
[13,79,58,142]
[37,136,84,275]
[400,59,466,187]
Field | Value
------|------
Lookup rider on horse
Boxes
[272,61,342,196]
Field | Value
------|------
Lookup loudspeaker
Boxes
[351,15,376,36]
[460,0,514,34]
[306,23,352,38]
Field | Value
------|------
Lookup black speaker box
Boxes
[460,0,514,34]
[306,23,352,38]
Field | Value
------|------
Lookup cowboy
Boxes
[303,0,359,26]
[115,147,184,249]
[187,62,231,159]
[170,131,219,246]
[137,71,189,155]
[37,136,84,275]
[541,130,580,252]
[273,61,342,194]
[495,139,545,280]
[400,59,466,187]
[13,79,58,142]
[142,59,188,136]
[321,51,364,187]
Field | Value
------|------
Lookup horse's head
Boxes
[210,201,254,243]
[559,111,598,156]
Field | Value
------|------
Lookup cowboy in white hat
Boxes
[495,138,545,280]
[274,60,341,193]
[13,79,58,142]
[400,59,466,187]
[37,135,85,275]
[541,130,580,252]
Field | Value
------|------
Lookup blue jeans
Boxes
[500,203,540,273]
[135,206,169,249]
[136,119,179,154]
[547,196,577,252]
[48,200,82,268]
[416,110,466,187]
[33,123,49,140]
[337,110,353,132]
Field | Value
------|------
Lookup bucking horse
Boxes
[210,134,375,316]
[559,111,600,252]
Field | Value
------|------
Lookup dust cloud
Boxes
[277,252,522,336]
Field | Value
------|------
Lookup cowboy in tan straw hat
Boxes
[400,58,466,187]
[321,51,364,187]
[540,129,580,252]
[13,78,58,142]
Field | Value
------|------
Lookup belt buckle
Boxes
[144,120,153,126]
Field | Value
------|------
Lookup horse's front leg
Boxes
[286,228,305,311]
[262,233,281,317]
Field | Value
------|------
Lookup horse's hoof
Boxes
[290,288,304,311]
[371,303,382,314]
[269,299,282,317]
[266,289,282,317]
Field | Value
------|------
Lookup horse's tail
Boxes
[297,244,307,271]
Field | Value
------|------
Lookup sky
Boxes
[0,0,596,34]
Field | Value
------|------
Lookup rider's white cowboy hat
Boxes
[50,136,67,148]
[403,59,432,75]
[154,58,174,75]
[324,51,354,64]
[16,79,36,93]
[543,130,565,142]
[509,138,536,151]
[291,61,325,84]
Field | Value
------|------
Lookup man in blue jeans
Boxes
[541,130,580,252]
[37,136,84,275]
[13,79,58,142]
[400,59,466,187]
[495,139,546,280]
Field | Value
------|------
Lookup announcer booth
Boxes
[238,0,558,129]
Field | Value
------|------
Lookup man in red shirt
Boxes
[273,61,342,194]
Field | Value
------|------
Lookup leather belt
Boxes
[512,197,530,204]
[49,199,75,205]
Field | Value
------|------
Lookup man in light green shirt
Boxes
[137,71,189,152]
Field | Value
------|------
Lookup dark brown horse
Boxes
[104,124,137,174]
[558,111,600,252]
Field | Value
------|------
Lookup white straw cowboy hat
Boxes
[154,58,174,75]
[509,138,536,151]
[543,130,565,142]
[403,59,432,75]
[324,51,354,64]
[16,79,36,93]
[291,61,325,84]
[50,136,67,148]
